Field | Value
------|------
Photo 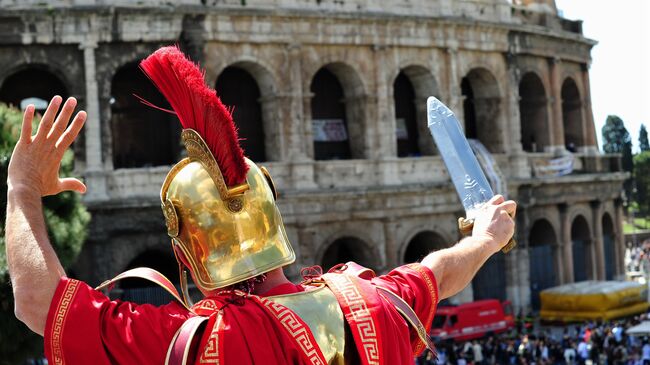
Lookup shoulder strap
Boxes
[376,286,436,354]
[95,267,192,312]
[165,315,210,365]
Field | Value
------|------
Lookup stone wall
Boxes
[0,0,625,311]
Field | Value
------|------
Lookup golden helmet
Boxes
[161,129,295,294]
[139,46,295,298]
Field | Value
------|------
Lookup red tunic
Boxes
[44,263,438,365]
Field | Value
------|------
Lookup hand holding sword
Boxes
[426,96,517,253]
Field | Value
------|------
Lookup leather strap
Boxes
[377,286,436,353]
[95,267,192,312]
[165,315,209,365]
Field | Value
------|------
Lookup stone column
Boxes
[505,247,521,310]
[548,57,565,153]
[373,45,394,158]
[80,37,108,202]
[285,43,316,189]
[559,204,574,283]
[446,46,463,123]
[506,53,523,154]
[591,200,605,279]
[383,218,399,268]
[614,198,626,278]
[581,64,599,154]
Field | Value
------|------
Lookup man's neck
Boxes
[252,268,291,295]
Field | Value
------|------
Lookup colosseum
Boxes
[0,0,627,311]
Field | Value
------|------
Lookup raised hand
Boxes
[7,95,87,197]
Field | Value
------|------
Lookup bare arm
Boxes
[421,195,516,300]
[6,96,86,335]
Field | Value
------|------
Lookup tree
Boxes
[640,124,650,152]
[602,115,631,153]
[0,103,90,364]
[634,151,650,216]
[602,115,634,202]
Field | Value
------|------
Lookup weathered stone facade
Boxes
[0,0,627,311]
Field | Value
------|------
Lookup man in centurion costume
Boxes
[6,47,517,365]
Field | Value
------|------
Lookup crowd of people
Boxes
[417,314,650,365]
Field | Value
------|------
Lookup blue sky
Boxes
[554,0,650,152]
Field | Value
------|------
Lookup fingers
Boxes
[57,178,86,194]
[488,194,505,205]
[20,105,35,144]
[48,97,77,141]
[499,200,517,218]
[56,111,86,150]
[34,96,62,142]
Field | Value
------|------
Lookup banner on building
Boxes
[312,119,348,142]
[532,155,574,177]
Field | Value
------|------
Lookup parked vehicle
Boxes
[430,299,514,342]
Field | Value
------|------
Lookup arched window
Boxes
[321,236,375,271]
[561,78,584,151]
[472,253,506,301]
[0,67,67,111]
[216,66,266,162]
[311,68,351,160]
[403,231,448,263]
[571,215,592,281]
[461,68,503,153]
[394,72,420,157]
[120,250,179,305]
[519,73,549,152]
[110,63,181,169]
[528,219,558,310]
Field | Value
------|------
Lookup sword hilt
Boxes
[457,217,517,254]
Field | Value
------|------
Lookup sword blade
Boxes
[427,96,494,219]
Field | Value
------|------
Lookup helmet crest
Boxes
[140,46,248,186]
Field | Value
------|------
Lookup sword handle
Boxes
[457,217,517,254]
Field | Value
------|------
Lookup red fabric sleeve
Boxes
[370,263,439,350]
[44,277,191,365]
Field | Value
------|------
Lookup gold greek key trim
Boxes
[51,280,80,365]
[407,263,438,355]
[326,275,380,365]
[257,297,327,365]
[181,129,249,200]
[199,312,223,364]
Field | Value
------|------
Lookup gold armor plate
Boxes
[268,284,345,365]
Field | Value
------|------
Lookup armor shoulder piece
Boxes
[267,284,346,364]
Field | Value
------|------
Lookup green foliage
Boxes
[640,124,650,152]
[0,103,90,364]
[602,115,631,153]
[635,151,650,217]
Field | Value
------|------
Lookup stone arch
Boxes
[402,230,448,263]
[320,235,377,271]
[528,219,559,310]
[391,65,439,157]
[519,72,549,152]
[561,77,584,151]
[461,67,503,153]
[602,212,616,280]
[0,65,69,111]
[110,61,181,169]
[118,249,179,305]
[571,215,593,282]
[309,62,367,160]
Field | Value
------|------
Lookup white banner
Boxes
[532,155,574,177]
[312,119,348,142]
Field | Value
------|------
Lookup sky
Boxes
[554,0,650,152]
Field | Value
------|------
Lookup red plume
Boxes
[139,46,248,186]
